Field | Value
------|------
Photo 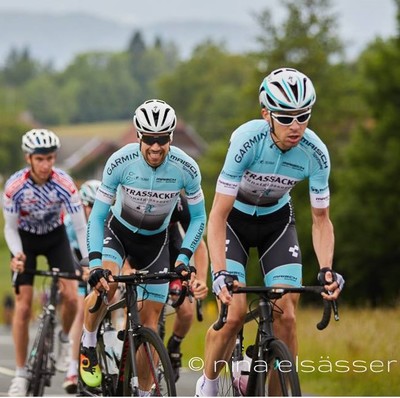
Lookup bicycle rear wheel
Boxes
[123,327,176,396]
[26,315,53,396]
[257,339,301,396]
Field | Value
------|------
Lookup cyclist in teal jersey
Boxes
[79,99,206,393]
[195,68,345,396]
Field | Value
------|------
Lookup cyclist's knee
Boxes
[15,300,32,321]
[176,306,194,324]
[223,313,245,335]
[61,289,78,308]
[274,309,297,331]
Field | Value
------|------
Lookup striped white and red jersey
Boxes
[3,167,89,258]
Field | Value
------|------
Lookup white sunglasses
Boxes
[270,110,312,126]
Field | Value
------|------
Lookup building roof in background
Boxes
[56,120,207,176]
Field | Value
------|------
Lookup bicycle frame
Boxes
[214,285,338,397]
[13,268,81,396]
[87,270,191,397]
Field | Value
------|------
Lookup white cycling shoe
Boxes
[55,331,71,372]
[195,374,219,397]
[8,377,28,397]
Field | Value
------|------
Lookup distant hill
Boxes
[0,11,259,69]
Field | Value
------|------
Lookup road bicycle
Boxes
[157,280,204,382]
[214,282,339,396]
[79,269,192,397]
[13,268,81,396]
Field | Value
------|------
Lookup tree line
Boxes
[0,0,399,306]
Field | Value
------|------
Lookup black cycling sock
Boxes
[167,334,183,353]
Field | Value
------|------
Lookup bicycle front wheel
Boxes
[123,327,176,396]
[257,339,301,396]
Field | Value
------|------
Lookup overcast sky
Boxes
[0,0,397,56]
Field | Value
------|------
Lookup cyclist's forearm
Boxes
[312,210,334,268]
[193,239,209,282]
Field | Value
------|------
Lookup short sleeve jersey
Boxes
[216,120,331,216]
[3,168,82,234]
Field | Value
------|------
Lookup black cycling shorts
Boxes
[223,202,303,287]
[12,225,75,286]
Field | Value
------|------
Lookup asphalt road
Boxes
[0,324,201,396]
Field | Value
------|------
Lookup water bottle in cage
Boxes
[232,344,253,396]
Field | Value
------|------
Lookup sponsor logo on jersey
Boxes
[169,154,199,178]
[123,187,180,200]
[300,137,329,169]
[106,152,140,175]
[234,131,268,163]
[244,171,297,186]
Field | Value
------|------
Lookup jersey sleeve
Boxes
[216,125,256,196]
[87,153,120,267]
[3,209,23,255]
[3,176,24,255]
[309,142,331,208]
[176,162,206,266]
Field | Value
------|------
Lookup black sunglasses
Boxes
[271,111,312,126]
[140,134,171,146]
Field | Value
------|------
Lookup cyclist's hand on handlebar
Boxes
[192,278,208,300]
[318,267,345,300]
[212,270,238,305]
[10,252,26,273]
[174,262,196,285]
[88,268,113,295]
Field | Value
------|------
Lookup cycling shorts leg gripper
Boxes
[211,219,249,284]
[211,260,246,284]
[264,264,302,287]
[137,283,169,303]
[102,247,124,268]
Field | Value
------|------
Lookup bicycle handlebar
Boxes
[212,285,339,331]
[12,268,82,294]
[89,270,192,313]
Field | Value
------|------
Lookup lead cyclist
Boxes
[78,99,206,396]
[196,68,345,396]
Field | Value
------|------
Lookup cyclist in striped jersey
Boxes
[3,129,88,397]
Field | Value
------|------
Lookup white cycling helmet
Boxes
[79,179,101,206]
[22,129,61,154]
[259,67,316,112]
[133,99,177,139]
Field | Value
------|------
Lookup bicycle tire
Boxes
[217,361,241,397]
[123,327,176,396]
[27,314,52,396]
[256,339,301,396]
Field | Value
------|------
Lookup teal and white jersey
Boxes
[217,119,330,216]
[88,143,206,267]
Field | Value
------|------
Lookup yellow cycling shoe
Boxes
[80,346,102,388]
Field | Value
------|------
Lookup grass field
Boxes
[53,120,130,139]
[163,301,400,396]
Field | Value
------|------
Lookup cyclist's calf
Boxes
[271,292,299,355]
